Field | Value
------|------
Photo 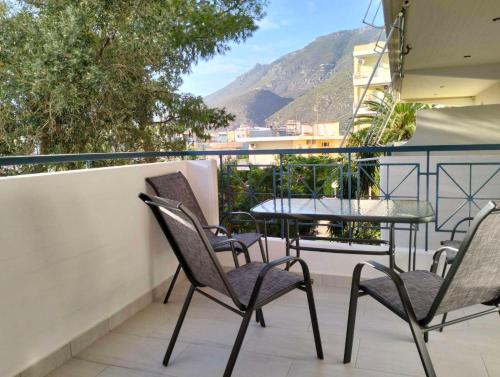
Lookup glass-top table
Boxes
[250,198,435,271]
[251,198,435,223]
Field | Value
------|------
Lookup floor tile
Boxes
[287,360,404,377]
[76,332,189,375]
[165,343,292,377]
[43,278,500,377]
[45,360,106,377]
[99,366,167,377]
[482,354,500,377]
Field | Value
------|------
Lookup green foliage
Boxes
[347,91,432,203]
[220,154,380,240]
[350,91,432,146]
[0,0,266,158]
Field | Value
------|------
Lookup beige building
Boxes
[301,121,341,137]
[352,42,391,130]
[238,134,342,164]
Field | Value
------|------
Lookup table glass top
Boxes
[250,198,435,223]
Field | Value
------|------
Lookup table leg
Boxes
[264,220,269,262]
[295,219,300,259]
[389,223,396,270]
[408,224,413,272]
[412,223,418,271]
[285,218,291,270]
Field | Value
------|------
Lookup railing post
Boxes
[313,165,317,199]
[347,153,352,200]
[219,154,224,220]
[279,154,285,238]
[425,151,430,251]
[85,161,91,169]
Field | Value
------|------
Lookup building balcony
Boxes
[2,145,500,377]
[353,73,391,87]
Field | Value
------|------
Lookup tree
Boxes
[350,91,431,146]
[0,0,267,156]
[347,92,431,202]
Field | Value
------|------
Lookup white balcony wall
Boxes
[475,82,500,106]
[0,159,218,377]
[404,104,500,146]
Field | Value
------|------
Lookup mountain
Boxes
[221,89,293,126]
[205,27,381,128]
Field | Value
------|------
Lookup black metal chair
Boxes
[344,201,500,377]
[139,193,323,377]
[146,172,267,304]
[439,216,474,276]
[437,216,474,330]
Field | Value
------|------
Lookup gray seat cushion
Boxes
[360,270,443,321]
[227,262,303,306]
[208,232,261,252]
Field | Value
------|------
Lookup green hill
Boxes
[205,27,381,127]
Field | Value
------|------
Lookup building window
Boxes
[321,142,330,147]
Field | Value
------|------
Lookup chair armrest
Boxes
[358,260,405,286]
[449,216,474,240]
[430,246,459,273]
[245,256,311,309]
[211,238,250,263]
[221,211,261,233]
[351,261,419,323]
[203,225,230,236]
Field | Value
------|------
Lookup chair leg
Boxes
[439,313,448,333]
[343,280,360,363]
[163,285,195,366]
[223,310,253,377]
[258,238,267,262]
[305,280,324,359]
[438,263,449,332]
[163,264,182,304]
[256,308,266,328]
[408,322,436,377]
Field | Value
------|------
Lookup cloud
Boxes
[256,18,280,30]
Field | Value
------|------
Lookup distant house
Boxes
[238,121,342,164]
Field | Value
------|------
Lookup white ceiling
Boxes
[401,63,500,100]
[384,0,500,101]
[404,0,500,70]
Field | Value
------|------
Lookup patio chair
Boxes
[439,216,474,274]
[146,172,267,304]
[437,215,473,330]
[344,201,500,377]
[139,193,323,377]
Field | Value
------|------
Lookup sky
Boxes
[180,0,383,97]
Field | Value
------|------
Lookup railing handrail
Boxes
[1,143,500,166]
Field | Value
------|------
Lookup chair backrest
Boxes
[146,172,209,227]
[431,201,500,318]
[139,193,240,307]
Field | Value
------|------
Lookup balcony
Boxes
[2,145,500,377]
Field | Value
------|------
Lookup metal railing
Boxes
[2,144,500,250]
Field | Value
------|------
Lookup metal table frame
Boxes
[251,198,435,272]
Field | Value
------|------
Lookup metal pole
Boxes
[219,154,224,218]
[341,11,404,146]
[425,151,430,251]
[279,154,284,238]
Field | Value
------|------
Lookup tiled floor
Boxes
[49,278,500,377]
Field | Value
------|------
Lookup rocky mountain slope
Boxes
[205,27,381,128]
